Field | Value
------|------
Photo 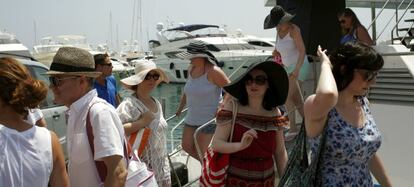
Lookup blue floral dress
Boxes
[309,97,382,186]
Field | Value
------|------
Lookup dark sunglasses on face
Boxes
[244,74,268,86]
[144,73,160,81]
[356,69,378,81]
[49,76,79,87]
[100,63,112,67]
[339,19,346,24]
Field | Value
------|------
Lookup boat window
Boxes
[165,51,183,59]
[247,41,273,47]
[0,38,20,44]
[208,44,255,51]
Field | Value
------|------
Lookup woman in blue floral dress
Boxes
[304,43,392,186]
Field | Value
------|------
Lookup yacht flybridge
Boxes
[150,24,273,83]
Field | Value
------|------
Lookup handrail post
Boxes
[371,3,377,43]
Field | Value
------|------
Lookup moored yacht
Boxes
[32,35,92,67]
[150,24,273,83]
[0,30,33,59]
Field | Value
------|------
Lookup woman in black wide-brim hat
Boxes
[211,60,289,186]
[264,5,310,140]
[175,41,230,161]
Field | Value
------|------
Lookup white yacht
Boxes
[150,24,273,83]
[0,30,33,59]
[32,35,92,67]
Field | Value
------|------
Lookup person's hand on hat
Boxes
[238,129,258,151]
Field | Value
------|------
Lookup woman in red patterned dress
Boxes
[211,60,290,186]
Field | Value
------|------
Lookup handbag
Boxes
[128,127,151,157]
[125,150,158,187]
[86,102,158,187]
[278,119,329,187]
[199,99,237,187]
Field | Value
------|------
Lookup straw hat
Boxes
[263,5,295,29]
[121,61,169,86]
[176,41,218,65]
[46,47,101,78]
[223,60,288,106]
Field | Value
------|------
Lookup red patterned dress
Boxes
[216,110,289,187]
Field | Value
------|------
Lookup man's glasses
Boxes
[244,75,268,86]
[356,69,378,81]
[100,63,112,67]
[144,73,160,81]
[49,76,78,87]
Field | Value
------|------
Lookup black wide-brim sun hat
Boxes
[224,60,289,106]
[264,5,295,29]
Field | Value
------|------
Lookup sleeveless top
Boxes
[0,124,52,187]
[340,29,357,44]
[275,32,299,67]
[184,72,222,126]
[216,110,289,185]
[116,96,170,186]
[308,97,382,186]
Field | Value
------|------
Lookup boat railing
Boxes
[367,0,414,43]
[166,108,188,153]
[390,0,414,44]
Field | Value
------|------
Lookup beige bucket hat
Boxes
[46,47,101,78]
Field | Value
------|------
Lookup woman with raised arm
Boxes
[211,60,289,186]
[0,57,69,187]
[304,43,391,186]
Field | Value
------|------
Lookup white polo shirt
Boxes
[66,89,125,187]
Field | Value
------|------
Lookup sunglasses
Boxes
[356,69,378,81]
[144,73,160,81]
[100,63,112,67]
[244,74,268,86]
[49,76,79,87]
[339,19,346,24]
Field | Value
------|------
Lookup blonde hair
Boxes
[0,57,48,116]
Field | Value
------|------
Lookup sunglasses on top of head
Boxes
[49,76,79,87]
[356,69,378,81]
[144,73,160,81]
[244,74,268,86]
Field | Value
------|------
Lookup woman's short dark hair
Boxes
[329,42,384,91]
[238,67,279,111]
[94,53,109,66]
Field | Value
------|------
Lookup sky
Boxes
[0,0,403,51]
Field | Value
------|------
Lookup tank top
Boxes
[275,32,299,67]
[184,72,222,126]
[0,124,52,187]
[340,29,357,44]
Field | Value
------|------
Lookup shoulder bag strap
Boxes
[228,99,238,142]
[86,102,107,182]
[86,102,129,183]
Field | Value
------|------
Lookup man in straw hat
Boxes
[46,47,127,187]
